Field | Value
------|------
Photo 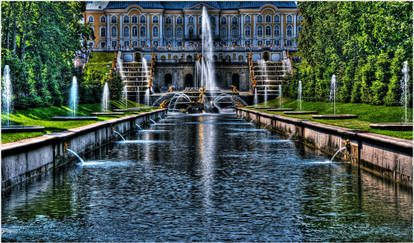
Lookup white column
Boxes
[120,14,123,48]
[240,14,244,44]
[160,14,163,44]
[184,16,188,39]
[253,14,256,45]
[293,13,297,47]
[107,14,110,50]
[146,15,150,43]
[173,16,176,44]
[280,13,284,49]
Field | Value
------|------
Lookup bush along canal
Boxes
[1,111,412,242]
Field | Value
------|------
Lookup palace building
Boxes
[83,1,300,102]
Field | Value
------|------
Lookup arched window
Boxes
[298,26,302,32]
[245,26,250,36]
[265,26,271,36]
[189,16,194,24]
[166,27,172,37]
[166,17,171,24]
[123,16,129,23]
[153,26,158,37]
[176,27,182,37]
[245,15,251,23]
[231,27,238,37]
[189,27,194,38]
[198,27,202,36]
[274,25,280,36]
[100,27,106,37]
[257,15,263,23]
[221,17,226,24]
[100,16,106,23]
[100,41,106,48]
[257,26,263,36]
[111,26,117,36]
[140,16,146,23]
[232,17,238,24]
[274,15,280,23]
[221,27,226,37]
[132,26,138,36]
[111,16,117,23]
[287,25,292,36]
[265,15,271,23]
[132,15,138,23]
[210,16,215,24]
[88,16,94,23]
[153,16,158,23]
[124,26,129,37]
[177,17,182,24]
[140,26,145,36]
[199,16,202,24]
[287,15,292,23]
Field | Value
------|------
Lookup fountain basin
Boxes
[1,125,45,133]
[267,108,294,112]
[284,111,318,115]
[312,114,358,120]
[113,108,149,112]
[51,116,98,121]
[90,112,125,116]
[247,106,271,109]
[369,123,413,131]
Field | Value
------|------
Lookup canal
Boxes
[2,112,412,241]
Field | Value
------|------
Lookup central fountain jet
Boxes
[200,6,217,91]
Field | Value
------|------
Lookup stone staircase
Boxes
[120,61,151,102]
[248,53,292,98]
[251,61,286,97]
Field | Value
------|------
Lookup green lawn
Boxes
[1,100,153,144]
[249,98,413,140]
[84,52,115,78]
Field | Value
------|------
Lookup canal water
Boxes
[2,112,412,241]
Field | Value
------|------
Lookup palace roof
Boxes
[86,1,297,11]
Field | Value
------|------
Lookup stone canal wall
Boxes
[236,108,413,187]
[1,109,167,191]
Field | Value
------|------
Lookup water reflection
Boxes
[2,112,412,242]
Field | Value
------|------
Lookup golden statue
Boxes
[232,85,239,95]
[198,87,206,103]
[252,78,257,89]
[159,99,168,108]
[167,85,174,93]
[148,78,152,88]
[198,55,202,62]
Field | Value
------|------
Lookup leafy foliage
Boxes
[1,2,93,108]
[289,2,413,107]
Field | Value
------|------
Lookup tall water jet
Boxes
[258,59,269,104]
[145,88,151,106]
[298,80,302,111]
[253,88,258,105]
[122,85,128,109]
[279,84,283,108]
[69,76,78,117]
[401,61,410,123]
[195,59,202,88]
[117,51,125,80]
[142,57,151,106]
[329,75,336,115]
[117,51,127,108]
[102,82,110,112]
[2,65,12,126]
[200,6,217,91]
